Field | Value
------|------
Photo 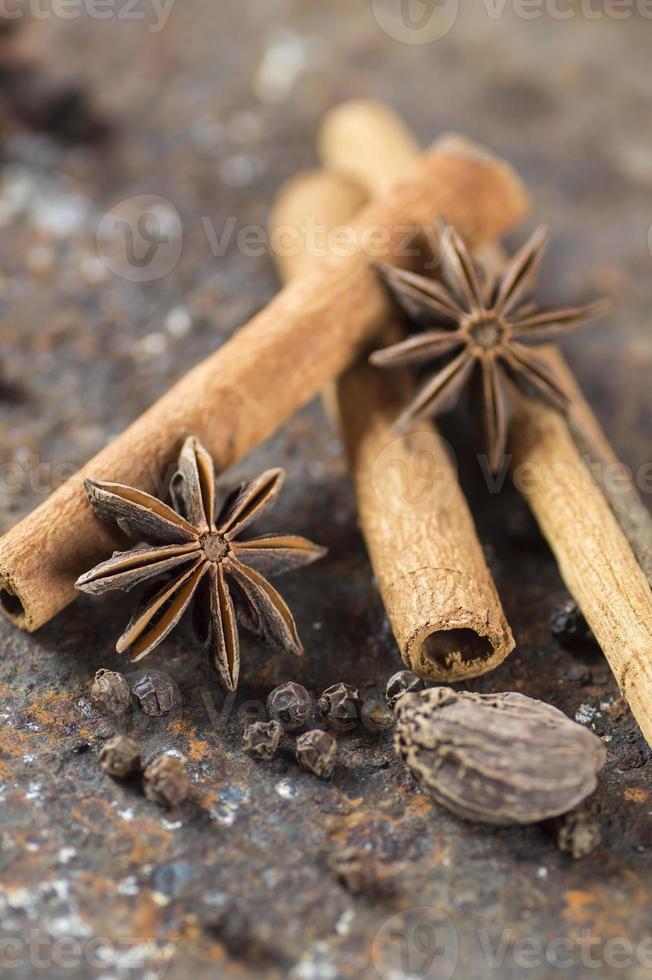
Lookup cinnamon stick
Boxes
[270,171,515,680]
[548,348,652,585]
[509,391,652,743]
[321,100,652,745]
[0,134,528,632]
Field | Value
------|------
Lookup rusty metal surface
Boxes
[1,4,651,979]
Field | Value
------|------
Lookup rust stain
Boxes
[21,689,94,743]
[563,889,595,927]
[167,719,211,762]
[404,794,434,818]
[563,881,650,936]
[624,787,649,803]
[0,725,49,781]
[71,796,117,831]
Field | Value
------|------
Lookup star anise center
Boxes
[465,313,506,352]
[201,533,231,563]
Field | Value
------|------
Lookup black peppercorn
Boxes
[267,682,312,731]
[557,809,601,859]
[91,669,130,716]
[99,735,140,778]
[550,601,593,647]
[143,754,189,807]
[296,730,336,779]
[385,670,424,707]
[328,847,377,895]
[132,674,176,716]
[318,683,361,732]
[243,720,282,761]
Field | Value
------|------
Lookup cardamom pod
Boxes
[395,688,606,825]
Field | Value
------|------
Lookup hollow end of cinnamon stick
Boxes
[404,621,514,683]
[0,569,29,630]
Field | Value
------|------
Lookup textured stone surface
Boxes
[0,4,651,979]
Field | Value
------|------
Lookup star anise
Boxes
[75,437,326,691]
[370,223,610,472]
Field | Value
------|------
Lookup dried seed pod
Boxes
[318,683,361,732]
[385,670,424,707]
[132,674,176,716]
[557,809,601,859]
[90,668,130,716]
[267,682,312,731]
[395,688,606,825]
[143,754,189,807]
[296,730,336,779]
[243,720,282,761]
[99,735,140,778]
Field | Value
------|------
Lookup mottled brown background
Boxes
[0,2,651,978]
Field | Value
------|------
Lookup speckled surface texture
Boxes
[1,4,651,979]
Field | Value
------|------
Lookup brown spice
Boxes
[90,669,130,716]
[267,682,312,731]
[296,730,337,779]
[328,847,377,895]
[98,735,140,778]
[371,224,609,472]
[243,720,282,761]
[395,688,606,825]
[556,808,601,859]
[143,754,189,807]
[385,670,424,707]
[132,674,176,716]
[318,683,361,732]
[75,436,325,691]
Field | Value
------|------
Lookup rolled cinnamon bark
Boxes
[509,391,652,744]
[547,348,652,584]
[270,171,515,680]
[321,100,652,745]
[0,133,528,632]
